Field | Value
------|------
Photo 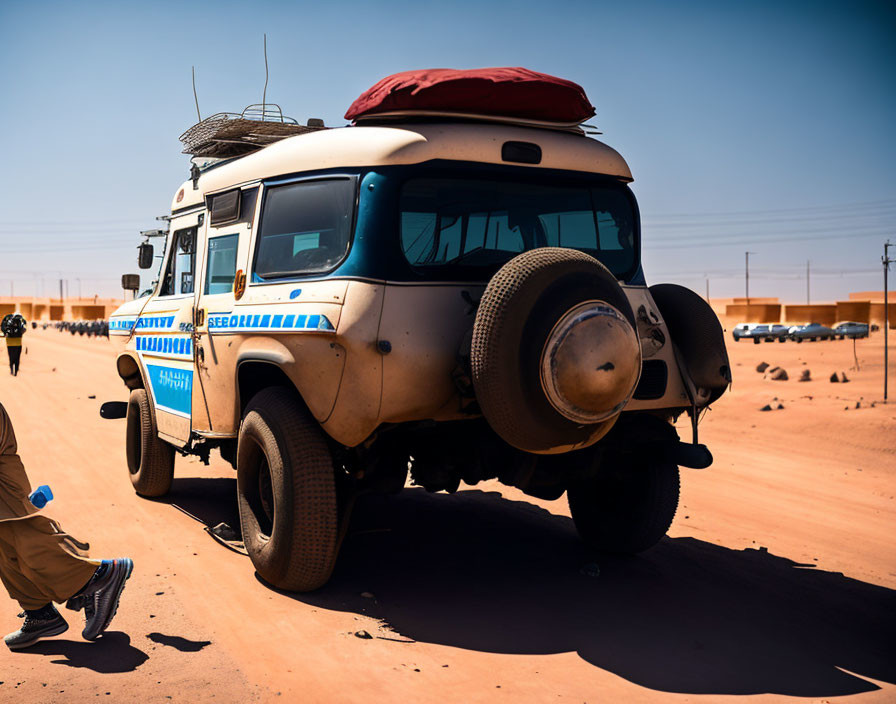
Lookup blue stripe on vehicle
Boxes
[136,336,193,358]
[146,364,192,417]
[206,311,335,333]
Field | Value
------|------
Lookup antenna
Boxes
[262,34,269,118]
[192,66,202,122]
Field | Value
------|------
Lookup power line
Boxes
[643,197,896,219]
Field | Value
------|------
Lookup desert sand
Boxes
[0,322,893,703]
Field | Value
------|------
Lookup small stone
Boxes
[580,562,600,577]
[760,404,773,411]
[777,403,785,410]
[799,370,811,382]
[88,395,96,399]
[830,373,840,383]
[756,362,769,373]
[770,368,788,381]
[354,630,373,639]
[855,401,861,409]
[840,372,850,383]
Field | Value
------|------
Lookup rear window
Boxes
[253,178,355,280]
[400,177,636,277]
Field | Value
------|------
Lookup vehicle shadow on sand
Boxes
[291,487,895,698]
[150,477,241,534]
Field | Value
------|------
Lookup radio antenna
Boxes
[262,34,269,118]
[192,66,202,122]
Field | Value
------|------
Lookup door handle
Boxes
[234,269,247,300]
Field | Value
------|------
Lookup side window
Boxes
[159,227,196,296]
[254,179,355,279]
[204,234,239,295]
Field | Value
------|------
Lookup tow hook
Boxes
[99,401,128,419]
[675,441,713,469]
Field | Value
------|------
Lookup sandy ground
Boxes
[0,323,893,703]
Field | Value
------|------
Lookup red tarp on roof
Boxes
[344,67,595,124]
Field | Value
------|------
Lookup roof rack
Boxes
[179,104,326,158]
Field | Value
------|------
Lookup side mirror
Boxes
[138,243,154,269]
[121,274,140,292]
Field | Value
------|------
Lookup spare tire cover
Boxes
[648,283,731,404]
[471,248,640,454]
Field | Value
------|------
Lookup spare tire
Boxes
[648,283,730,404]
[471,248,641,454]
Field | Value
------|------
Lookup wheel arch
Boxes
[116,352,145,390]
[237,359,308,420]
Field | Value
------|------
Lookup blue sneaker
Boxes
[74,558,134,641]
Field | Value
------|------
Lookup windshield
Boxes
[399,176,637,278]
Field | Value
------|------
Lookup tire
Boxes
[126,388,175,497]
[471,248,637,454]
[237,387,339,592]
[648,283,730,403]
[567,456,679,554]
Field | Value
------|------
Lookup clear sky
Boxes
[0,0,894,301]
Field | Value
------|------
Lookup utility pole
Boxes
[806,259,810,305]
[884,241,893,403]
[705,277,710,302]
[745,251,756,306]
[58,279,63,299]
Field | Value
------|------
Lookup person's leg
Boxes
[0,517,99,606]
[9,347,21,376]
[0,521,81,648]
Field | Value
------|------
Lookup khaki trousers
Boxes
[0,516,99,610]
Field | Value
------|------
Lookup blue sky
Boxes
[0,0,893,300]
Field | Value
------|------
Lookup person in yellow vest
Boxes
[1,314,26,376]
[0,401,134,649]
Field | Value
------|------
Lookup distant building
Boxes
[0,295,122,322]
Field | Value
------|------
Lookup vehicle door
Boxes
[191,186,259,434]
[136,213,201,445]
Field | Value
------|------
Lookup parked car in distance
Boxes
[764,324,790,342]
[788,322,836,342]
[733,323,790,343]
[834,321,869,339]
[732,323,761,341]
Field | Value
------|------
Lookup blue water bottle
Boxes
[29,485,54,509]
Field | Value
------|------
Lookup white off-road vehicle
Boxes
[106,69,730,591]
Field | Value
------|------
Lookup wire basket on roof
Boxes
[179,104,325,158]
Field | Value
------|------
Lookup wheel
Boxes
[567,456,680,554]
[126,388,175,496]
[237,387,339,592]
